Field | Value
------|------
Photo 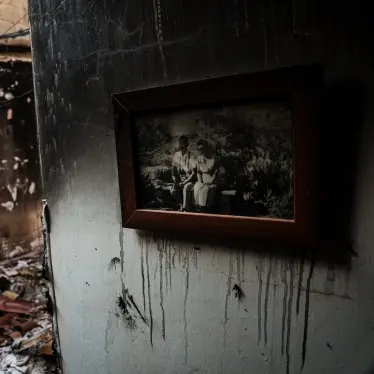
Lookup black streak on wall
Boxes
[301,259,315,369]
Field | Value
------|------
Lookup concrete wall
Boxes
[29,1,374,373]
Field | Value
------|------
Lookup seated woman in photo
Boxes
[171,135,196,211]
[193,139,221,212]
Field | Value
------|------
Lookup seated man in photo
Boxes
[171,135,196,211]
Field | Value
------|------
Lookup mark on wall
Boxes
[220,251,233,373]
[183,245,190,364]
[140,240,146,314]
[296,256,305,315]
[108,256,121,271]
[232,284,243,300]
[256,254,264,346]
[157,239,166,340]
[252,254,319,374]
[117,295,136,329]
[145,235,154,346]
[280,260,288,356]
[301,258,316,370]
[117,281,148,329]
[324,262,335,295]
[263,257,273,346]
[285,261,295,374]
[119,229,124,272]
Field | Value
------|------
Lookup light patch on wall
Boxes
[7,108,12,120]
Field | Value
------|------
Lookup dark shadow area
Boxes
[320,78,367,249]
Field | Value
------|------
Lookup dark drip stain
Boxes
[117,279,148,329]
[264,258,273,347]
[221,252,233,373]
[270,272,277,369]
[119,229,124,272]
[296,256,305,315]
[343,263,351,298]
[237,250,241,285]
[163,238,168,293]
[326,342,333,350]
[183,255,190,364]
[233,284,243,300]
[346,241,358,257]
[158,239,166,340]
[145,238,154,346]
[140,242,146,314]
[280,260,288,356]
[256,254,264,346]
[117,294,136,330]
[117,296,129,315]
[324,262,336,295]
[85,281,90,286]
[301,258,316,370]
[108,257,121,271]
[172,243,177,268]
[127,293,147,325]
[286,261,295,374]
[178,244,182,265]
[192,246,198,269]
[168,240,172,289]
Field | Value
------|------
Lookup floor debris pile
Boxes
[0,235,57,373]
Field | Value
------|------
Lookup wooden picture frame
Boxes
[113,65,322,245]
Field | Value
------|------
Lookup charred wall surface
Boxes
[29,1,374,374]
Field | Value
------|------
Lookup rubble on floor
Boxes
[0,234,57,373]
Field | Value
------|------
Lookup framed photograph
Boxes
[113,65,321,245]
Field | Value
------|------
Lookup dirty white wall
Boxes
[29,1,374,373]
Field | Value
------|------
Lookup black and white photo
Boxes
[134,101,293,219]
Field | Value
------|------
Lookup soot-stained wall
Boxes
[29,1,374,373]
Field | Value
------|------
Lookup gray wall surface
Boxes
[29,1,374,373]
